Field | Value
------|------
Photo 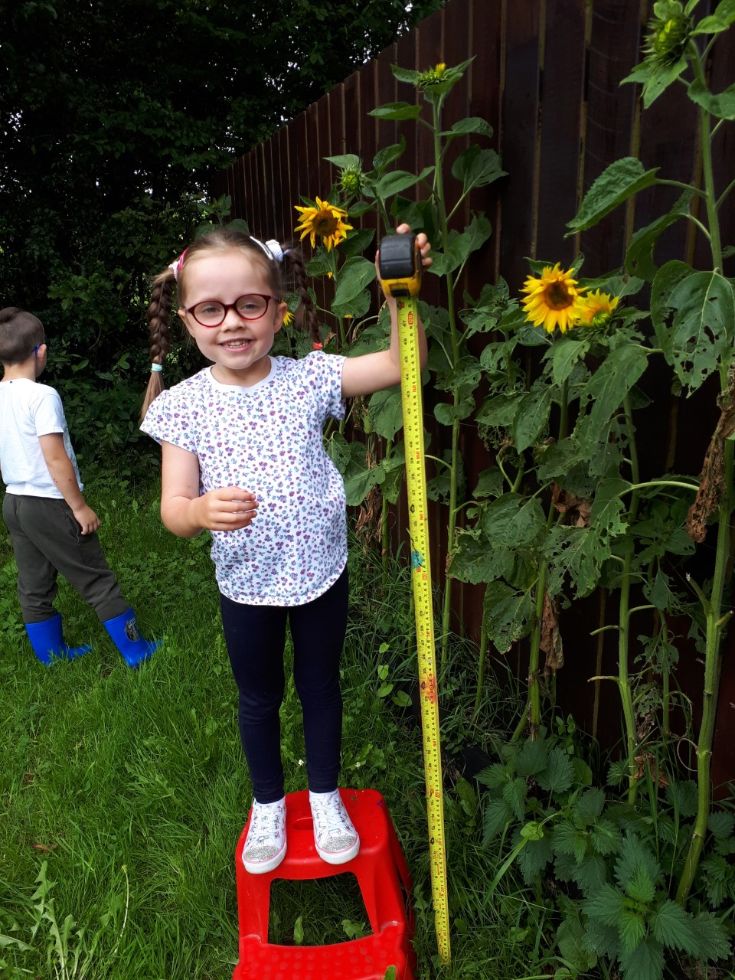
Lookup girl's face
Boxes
[178,249,286,387]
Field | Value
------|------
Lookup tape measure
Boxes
[378,234,451,965]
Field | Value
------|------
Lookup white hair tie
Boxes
[251,237,285,264]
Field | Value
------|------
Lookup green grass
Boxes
[0,477,535,979]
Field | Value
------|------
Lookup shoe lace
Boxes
[312,795,352,837]
[248,804,283,845]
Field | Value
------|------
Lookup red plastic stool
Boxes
[233,788,416,979]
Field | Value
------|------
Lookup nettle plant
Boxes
[477,725,733,979]
[448,2,735,977]
[283,58,504,651]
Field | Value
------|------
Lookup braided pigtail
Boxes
[140,268,176,421]
[282,247,321,346]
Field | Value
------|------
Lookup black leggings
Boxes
[220,568,348,804]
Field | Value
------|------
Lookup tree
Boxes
[0,0,441,465]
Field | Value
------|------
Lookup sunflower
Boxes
[576,290,619,327]
[294,197,352,251]
[521,263,585,334]
[282,310,295,328]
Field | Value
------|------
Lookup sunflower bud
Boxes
[417,62,448,90]
[644,1,691,68]
[339,166,363,197]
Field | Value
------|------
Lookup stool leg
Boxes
[236,867,272,943]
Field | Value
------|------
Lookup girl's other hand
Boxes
[194,487,258,532]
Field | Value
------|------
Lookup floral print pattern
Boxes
[141,352,347,606]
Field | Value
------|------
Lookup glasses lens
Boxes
[236,295,269,319]
[192,301,226,326]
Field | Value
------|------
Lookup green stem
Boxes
[691,44,723,269]
[522,379,570,738]
[715,175,735,211]
[619,395,641,805]
[618,540,638,804]
[675,55,730,901]
[656,178,706,198]
[559,379,569,441]
[592,589,608,740]
[527,562,547,739]
[621,479,699,495]
[473,589,489,720]
[682,212,712,242]
[430,97,463,671]
[677,437,733,903]
[661,620,671,744]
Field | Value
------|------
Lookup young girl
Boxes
[140,224,430,874]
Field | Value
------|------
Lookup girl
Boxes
[140,224,430,874]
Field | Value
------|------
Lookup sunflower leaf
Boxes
[651,261,735,393]
[567,158,659,233]
[482,580,534,652]
[576,344,649,451]
[687,79,735,120]
[369,101,421,121]
[448,527,514,585]
[374,166,434,201]
[451,145,505,195]
[624,56,688,108]
[324,153,361,171]
[367,387,403,441]
[372,139,406,173]
[692,0,735,35]
[331,256,376,315]
[625,191,694,281]
[390,65,421,84]
[441,116,494,139]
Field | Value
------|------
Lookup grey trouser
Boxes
[2,493,128,624]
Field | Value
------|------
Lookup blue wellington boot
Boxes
[25,614,91,665]
[102,609,159,668]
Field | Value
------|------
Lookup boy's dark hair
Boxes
[0,307,45,364]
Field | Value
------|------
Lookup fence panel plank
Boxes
[535,0,588,265]
[498,0,542,291]
[579,0,641,274]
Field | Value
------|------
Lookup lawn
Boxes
[0,477,524,979]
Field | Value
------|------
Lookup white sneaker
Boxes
[242,798,287,874]
[309,789,360,865]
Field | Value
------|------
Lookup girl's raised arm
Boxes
[340,226,431,400]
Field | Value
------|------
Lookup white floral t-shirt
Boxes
[141,352,347,606]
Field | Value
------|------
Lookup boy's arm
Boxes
[341,225,431,399]
[38,433,100,535]
[160,441,258,538]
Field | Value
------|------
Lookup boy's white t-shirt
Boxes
[0,379,83,497]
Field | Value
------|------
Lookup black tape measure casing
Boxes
[378,234,421,297]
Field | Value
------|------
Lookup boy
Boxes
[0,306,157,666]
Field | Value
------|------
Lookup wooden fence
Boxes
[213,0,735,784]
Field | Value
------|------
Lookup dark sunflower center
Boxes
[314,212,339,235]
[545,281,573,310]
